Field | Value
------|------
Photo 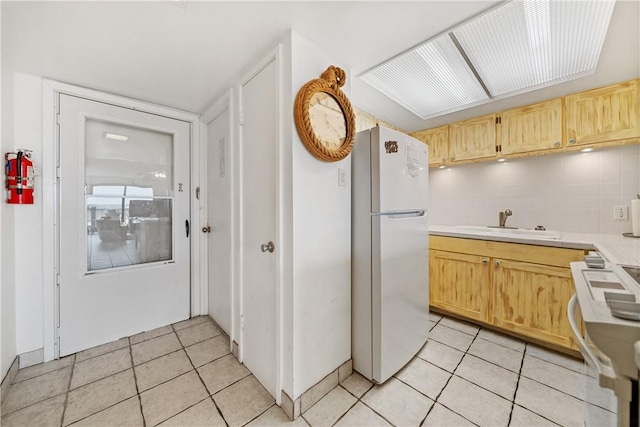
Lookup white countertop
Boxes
[429,225,640,267]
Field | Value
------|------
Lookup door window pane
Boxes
[85,118,173,197]
[85,118,175,272]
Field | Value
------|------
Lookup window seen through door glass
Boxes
[84,118,175,272]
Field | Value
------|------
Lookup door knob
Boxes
[260,241,275,253]
[202,226,211,233]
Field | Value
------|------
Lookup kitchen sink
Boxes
[452,225,562,240]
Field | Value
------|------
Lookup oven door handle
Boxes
[567,295,619,391]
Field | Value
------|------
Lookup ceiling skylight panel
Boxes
[453,0,616,97]
[359,34,489,119]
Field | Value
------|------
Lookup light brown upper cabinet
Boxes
[564,79,640,147]
[499,98,563,155]
[411,125,449,166]
[448,114,497,162]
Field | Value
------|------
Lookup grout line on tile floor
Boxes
[74,339,129,364]
[525,351,584,374]
[506,340,527,426]
[153,396,216,427]
[353,378,399,426]
[243,402,276,427]
[63,393,136,427]
[357,399,397,427]
[128,337,147,427]
[131,341,183,368]
[182,334,230,427]
[58,354,76,427]
[434,323,480,338]
[419,328,480,426]
[220,394,237,427]
[130,330,174,347]
[329,385,361,426]
[474,335,524,352]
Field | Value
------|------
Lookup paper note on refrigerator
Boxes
[406,140,420,180]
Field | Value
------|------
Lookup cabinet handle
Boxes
[481,258,489,264]
[495,260,501,267]
[568,138,576,145]
[442,157,447,163]
[553,141,560,148]
[450,154,456,161]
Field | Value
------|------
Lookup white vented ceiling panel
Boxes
[453,0,616,97]
[358,0,617,119]
[359,34,489,119]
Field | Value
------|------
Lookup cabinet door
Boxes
[429,250,491,323]
[449,114,497,162]
[565,79,640,146]
[411,125,449,166]
[500,99,563,155]
[493,259,577,350]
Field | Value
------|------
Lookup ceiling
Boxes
[2,1,639,132]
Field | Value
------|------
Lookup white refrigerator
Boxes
[352,126,430,384]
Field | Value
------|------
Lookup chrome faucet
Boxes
[498,209,512,228]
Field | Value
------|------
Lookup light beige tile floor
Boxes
[1,314,614,427]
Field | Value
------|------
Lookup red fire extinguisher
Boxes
[5,150,34,204]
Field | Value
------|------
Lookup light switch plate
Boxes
[338,168,347,187]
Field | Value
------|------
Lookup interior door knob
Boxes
[202,226,211,233]
[260,241,275,253]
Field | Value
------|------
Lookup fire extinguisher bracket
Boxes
[5,149,35,204]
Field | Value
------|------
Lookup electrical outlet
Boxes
[338,168,347,187]
[614,206,629,220]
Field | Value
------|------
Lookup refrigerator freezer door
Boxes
[371,212,429,383]
[371,127,428,213]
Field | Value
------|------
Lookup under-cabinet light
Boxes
[581,147,594,153]
[105,133,129,141]
[497,158,507,162]
[439,165,446,169]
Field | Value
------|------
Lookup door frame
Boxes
[235,45,284,404]
[41,79,202,361]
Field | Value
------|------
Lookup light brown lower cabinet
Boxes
[429,236,588,352]
[492,259,578,350]
[430,250,491,323]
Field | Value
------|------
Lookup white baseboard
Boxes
[19,348,44,368]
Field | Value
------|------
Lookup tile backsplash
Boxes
[429,144,640,235]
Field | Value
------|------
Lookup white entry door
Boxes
[58,94,191,356]
[240,59,277,397]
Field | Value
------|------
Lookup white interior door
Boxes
[58,94,191,356]
[206,108,232,335]
[240,59,277,397]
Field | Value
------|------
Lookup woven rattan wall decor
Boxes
[294,66,356,162]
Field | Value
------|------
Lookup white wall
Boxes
[1,38,18,379]
[12,74,44,355]
[2,71,43,376]
[429,144,640,234]
[287,31,352,399]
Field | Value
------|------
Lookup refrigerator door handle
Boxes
[373,210,425,219]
